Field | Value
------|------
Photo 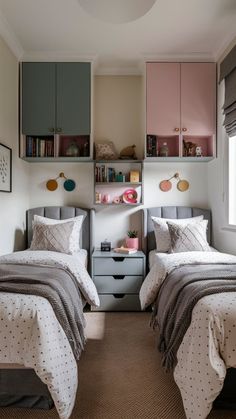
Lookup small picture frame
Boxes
[0,143,12,192]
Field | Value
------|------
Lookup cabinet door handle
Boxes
[56,127,62,133]
[113,294,125,299]
[182,128,187,132]
[112,257,125,262]
[113,275,125,280]
[174,127,180,132]
[48,127,55,133]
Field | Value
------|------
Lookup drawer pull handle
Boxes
[113,294,125,299]
[112,257,125,262]
[113,275,125,280]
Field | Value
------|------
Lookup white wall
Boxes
[94,76,144,159]
[0,36,29,255]
[208,37,236,255]
[28,75,209,249]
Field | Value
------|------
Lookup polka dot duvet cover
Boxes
[0,250,100,419]
[140,251,236,419]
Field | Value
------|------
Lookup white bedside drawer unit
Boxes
[92,250,146,311]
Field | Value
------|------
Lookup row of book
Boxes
[96,165,124,183]
[146,134,158,157]
[26,137,54,158]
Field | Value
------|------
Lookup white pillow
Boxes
[151,215,204,252]
[33,214,84,254]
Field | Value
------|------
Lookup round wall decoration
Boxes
[46,179,58,191]
[159,180,172,192]
[177,179,189,192]
[64,179,76,192]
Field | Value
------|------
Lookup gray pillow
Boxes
[167,220,211,253]
[30,221,75,254]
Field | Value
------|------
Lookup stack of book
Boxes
[113,246,137,254]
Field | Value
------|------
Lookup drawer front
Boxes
[92,294,141,311]
[93,275,143,294]
[93,257,143,275]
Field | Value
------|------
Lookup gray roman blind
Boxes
[220,44,236,137]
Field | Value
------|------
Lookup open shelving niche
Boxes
[20,134,93,162]
[144,134,215,162]
[94,160,143,206]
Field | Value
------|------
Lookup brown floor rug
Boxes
[0,312,235,419]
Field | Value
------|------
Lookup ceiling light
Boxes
[78,0,157,24]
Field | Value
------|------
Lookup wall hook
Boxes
[46,172,76,192]
[159,172,189,192]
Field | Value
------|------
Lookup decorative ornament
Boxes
[46,172,76,192]
[159,172,189,192]
[122,188,138,203]
[119,145,137,160]
[113,196,121,204]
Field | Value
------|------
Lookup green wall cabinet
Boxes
[21,62,91,136]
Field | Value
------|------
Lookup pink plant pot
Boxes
[125,237,139,250]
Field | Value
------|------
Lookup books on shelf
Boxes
[95,164,116,182]
[113,246,137,254]
[146,134,158,157]
[26,136,54,158]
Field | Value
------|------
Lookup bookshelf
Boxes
[94,160,143,205]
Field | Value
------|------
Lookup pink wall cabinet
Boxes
[146,62,181,137]
[181,63,216,137]
[146,62,216,161]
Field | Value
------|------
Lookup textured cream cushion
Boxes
[34,214,84,254]
[167,220,211,253]
[30,221,75,254]
[151,215,204,252]
[95,141,117,160]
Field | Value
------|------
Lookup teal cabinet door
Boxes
[56,62,91,135]
[22,63,56,135]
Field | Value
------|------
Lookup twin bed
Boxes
[0,206,99,419]
[140,206,236,419]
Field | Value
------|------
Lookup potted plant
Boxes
[126,230,139,249]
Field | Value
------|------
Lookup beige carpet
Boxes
[0,312,236,419]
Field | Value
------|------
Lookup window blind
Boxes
[220,44,236,137]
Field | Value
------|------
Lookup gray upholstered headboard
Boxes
[142,206,212,254]
[26,206,95,259]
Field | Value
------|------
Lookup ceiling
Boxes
[0,0,236,74]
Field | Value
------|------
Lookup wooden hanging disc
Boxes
[177,179,189,192]
[159,180,172,192]
[46,179,58,191]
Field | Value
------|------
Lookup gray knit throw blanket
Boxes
[0,262,86,359]
[152,263,236,371]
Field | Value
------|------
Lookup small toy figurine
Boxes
[183,139,197,157]
[195,146,202,157]
[119,144,137,160]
